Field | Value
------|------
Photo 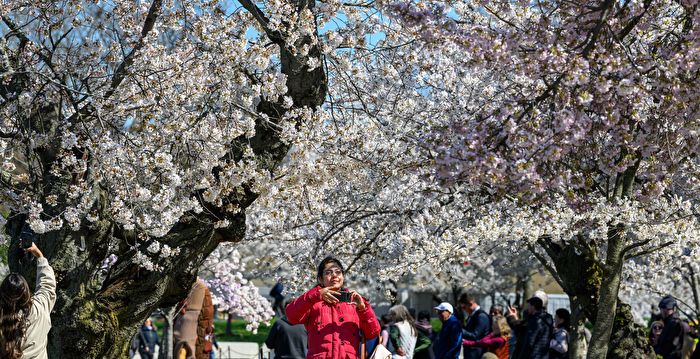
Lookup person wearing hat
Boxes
[654,295,688,359]
[506,296,553,359]
[433,303,462,359]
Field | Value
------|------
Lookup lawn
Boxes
[214,318,276,344]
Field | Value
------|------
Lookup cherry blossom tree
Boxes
[382,0,700,357]
[0,0,326,356]
[199,245,275,333]
[245,0,700,358]
[3,1,699,358]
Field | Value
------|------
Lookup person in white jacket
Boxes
[0,242,56,359]
[388,305,417,359]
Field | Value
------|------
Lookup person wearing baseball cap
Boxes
[433,302,462,359]
[654,295,688,358]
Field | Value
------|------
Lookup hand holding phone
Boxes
[507,305,518,319]
[20,226,35,249]
[335,289,352,303]
[24,242,44,258]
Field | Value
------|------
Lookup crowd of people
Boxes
[367,292,570,359]
[2,249,700,359]
[270,256,700,359]
[271,257,576,359]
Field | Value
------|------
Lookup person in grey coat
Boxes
[266,300,308,359]
[0,242,57,359]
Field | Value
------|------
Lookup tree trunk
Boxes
[587,225,625,359]
[160,307,177,359]
[226,311,233,336]
[568,297,589,359]
[607,302,655,359]
[535,231,653,359]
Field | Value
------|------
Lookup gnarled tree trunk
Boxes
[4,1,327,356]
[536,233,654,359]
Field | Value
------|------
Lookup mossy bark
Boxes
[607,302,655,359]
[588,225,625,358]
[537,234,654,359]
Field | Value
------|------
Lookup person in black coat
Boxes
[137,318,160,359]
[458,293,491,359]
[654,295,688,359]
[265,300,308,359]
[414,310,436,359]
[506,297,553,359]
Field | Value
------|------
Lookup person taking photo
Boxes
[286,257,380,359]
[0,242,56,359]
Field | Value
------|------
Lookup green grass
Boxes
[431,319,443,333]
[149,317,275,344]
[214,318,276,344]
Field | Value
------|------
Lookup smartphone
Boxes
[335,290,353,303]
[19,226,34,249]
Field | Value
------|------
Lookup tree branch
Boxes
[238,0,284,44]
[104,0,163,99]
[580,0,616,59]
[626,241,674,260]
[527,242,564,288]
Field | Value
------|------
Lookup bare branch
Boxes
[238,0,284,44]
[527,241,564,288]
[626,241,674,260]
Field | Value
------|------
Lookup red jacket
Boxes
[463,333,509,359]
[286,286,380,359]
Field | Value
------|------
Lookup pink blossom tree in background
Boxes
[386,0,700,357]
[244,0,700,358]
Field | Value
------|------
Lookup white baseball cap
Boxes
[434,302,454,313]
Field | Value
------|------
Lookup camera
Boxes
[19,226,35,249]
[335,290,353,303]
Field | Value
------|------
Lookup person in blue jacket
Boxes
[433,303,462,359]
[458,293,491,359]
[136,318,160,359]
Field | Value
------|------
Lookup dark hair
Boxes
[316,257,344,279]
[527,297,544,311]
[380,314,393,327]
[489,305,503,316]
[555,308,571,331]
[458,293,477,305]
[417,310,431,322]
[649,320,664,342]
[0,273,32,359]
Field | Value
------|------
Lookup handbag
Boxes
[361,335,392,359]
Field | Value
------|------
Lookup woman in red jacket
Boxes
[286,257,381,359]
[462,315,510,359]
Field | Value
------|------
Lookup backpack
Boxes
[203,339,213,353]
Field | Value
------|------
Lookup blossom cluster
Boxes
[200,245,275,333]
